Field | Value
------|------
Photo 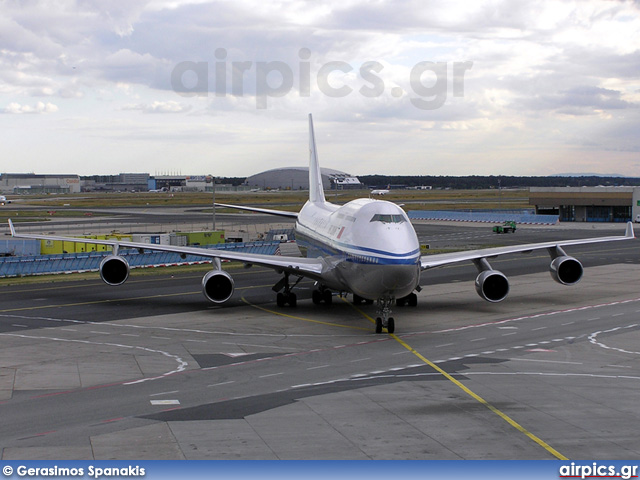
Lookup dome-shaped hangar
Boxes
[246,167,362,191]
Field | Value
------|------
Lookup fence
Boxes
[408,210,558,225]
[0,241,280,278]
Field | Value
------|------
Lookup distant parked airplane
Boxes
[370,185,390,195]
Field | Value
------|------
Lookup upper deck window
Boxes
[369,214,406,224]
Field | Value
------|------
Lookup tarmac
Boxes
[2,261,640,459]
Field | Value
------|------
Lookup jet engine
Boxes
[475,269,510,303]
[550,256,583,285]
[99,255,130,286]
[202,270,235,303]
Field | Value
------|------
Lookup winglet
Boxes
[308,114,326,204]
[8,219,15,237]
[626,221,635,239]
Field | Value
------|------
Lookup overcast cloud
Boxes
[1,0,639,176]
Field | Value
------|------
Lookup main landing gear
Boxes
[273,272,302,307]
[312,286,333,305]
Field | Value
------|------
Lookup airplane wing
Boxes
[421,222,635,270]
[215,203,298,218]
[7,220,322,277]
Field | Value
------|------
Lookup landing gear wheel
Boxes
[353,294,363,305]
[407,293,417,307]
[277,292,297,307]
[387,317,395,334]
[312,290,322,305]
[375,318,383,334]
[288,292,297,307]
[323,289,332,304]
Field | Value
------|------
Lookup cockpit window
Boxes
[370,214,406,223]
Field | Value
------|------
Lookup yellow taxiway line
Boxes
[345,298,568,460]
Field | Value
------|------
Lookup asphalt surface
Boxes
[1,220,639,460]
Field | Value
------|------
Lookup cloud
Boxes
[122,101,192,113]
[2,101,59,114]
[1,0,640,175]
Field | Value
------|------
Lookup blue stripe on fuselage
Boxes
[295,225,420,266]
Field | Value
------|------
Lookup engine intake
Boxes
[475,270,510,303]
[202,270,235,303]
[550,256,583,285]
[99,255,130,286]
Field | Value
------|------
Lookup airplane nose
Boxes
[381,265,419,292]
[350,264,419,300]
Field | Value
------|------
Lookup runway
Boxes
[0,223,639,459]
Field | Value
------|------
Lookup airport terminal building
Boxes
[530,187,640,222]
[0,173,81,194]
[246,167,362,191]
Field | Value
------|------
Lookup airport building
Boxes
[529,187,640,222]
[0,173,81,194]
[246,167,363,191]
[82,173,150,192]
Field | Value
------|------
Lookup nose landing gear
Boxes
[375,297,395,334]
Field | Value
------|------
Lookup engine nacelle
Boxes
[550,256,583,285]
[475,270,510,303]
[202,270,235,303]
[99,255,130,286]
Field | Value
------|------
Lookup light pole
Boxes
[207,175,216,231]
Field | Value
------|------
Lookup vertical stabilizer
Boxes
[308,114,326,204]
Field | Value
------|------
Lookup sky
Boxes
[1,0,640,177]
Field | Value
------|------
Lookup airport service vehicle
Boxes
[8,115,636,333]
[493,221,517,234]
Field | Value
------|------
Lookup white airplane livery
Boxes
[370,185,390,195]
[8,114,636,333]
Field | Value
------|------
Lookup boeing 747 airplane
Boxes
[8,115,636,333]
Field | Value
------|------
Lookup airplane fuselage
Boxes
[295,198,421,300]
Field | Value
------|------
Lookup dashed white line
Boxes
[150,390,180,397]
[150,399,180,406]
[510,358,582,365]
[259,372,284,378]
[207,381,235,387]
[307,365,330,370]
